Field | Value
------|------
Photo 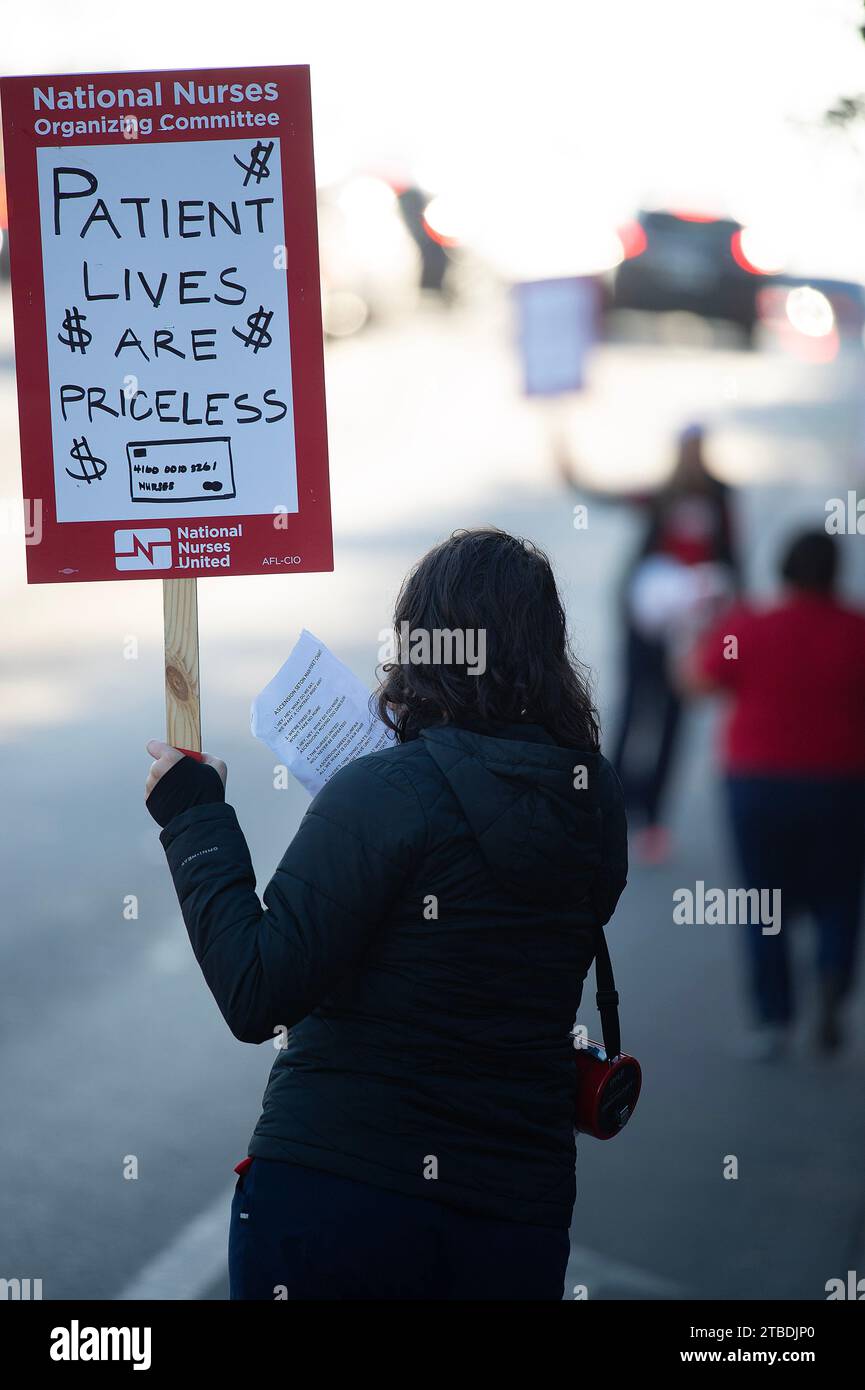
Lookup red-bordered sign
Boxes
[0,65,332,583]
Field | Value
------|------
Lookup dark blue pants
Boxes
[612,626,682,826]
[228,1158,570,1300]
[726,776,865,1025]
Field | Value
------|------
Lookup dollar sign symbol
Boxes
[58,307,92,354]
[232,306,273,353]
[233,141,274,187]
[66,436,107,483]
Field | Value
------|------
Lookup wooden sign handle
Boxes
[163,578,201,753]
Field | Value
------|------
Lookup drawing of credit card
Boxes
[127,436,236,503]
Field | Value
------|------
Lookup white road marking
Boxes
[564,1243,684,1300]
[116,1185,683,1302]
[115,1183,236,1301]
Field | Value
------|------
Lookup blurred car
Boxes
[316,174,421,338]
[396,184,452,294]
[611,209,781,342]
[756,275,865,362]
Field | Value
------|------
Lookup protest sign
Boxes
[1,65,332,746]
[513,276,598,395]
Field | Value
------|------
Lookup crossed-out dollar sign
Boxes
[233,140,274,187]
[66,436,107,483]
[232,305,273,353]
[58,306,92,354]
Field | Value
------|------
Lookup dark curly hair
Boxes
[376,527,600,749]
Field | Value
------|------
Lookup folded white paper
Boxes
[250,629,395,797]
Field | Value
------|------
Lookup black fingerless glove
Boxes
[146,756,226,828]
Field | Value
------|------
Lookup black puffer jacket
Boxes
[158,720,628,1229]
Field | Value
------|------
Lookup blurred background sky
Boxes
[6,0,865,279]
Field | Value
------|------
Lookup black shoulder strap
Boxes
[594,927,621,1060]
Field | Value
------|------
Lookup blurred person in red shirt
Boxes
[686,530,865,1058]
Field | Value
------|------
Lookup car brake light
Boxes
[617,220,647,259]
[668,210,720,223]
[730,228,782,275]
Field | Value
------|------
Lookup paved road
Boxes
[1,291,864,1299]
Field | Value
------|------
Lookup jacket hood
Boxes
[420,722,616,910]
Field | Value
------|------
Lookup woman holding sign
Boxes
[145,528,628,1301]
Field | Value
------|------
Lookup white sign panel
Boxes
[36,137,296,523]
